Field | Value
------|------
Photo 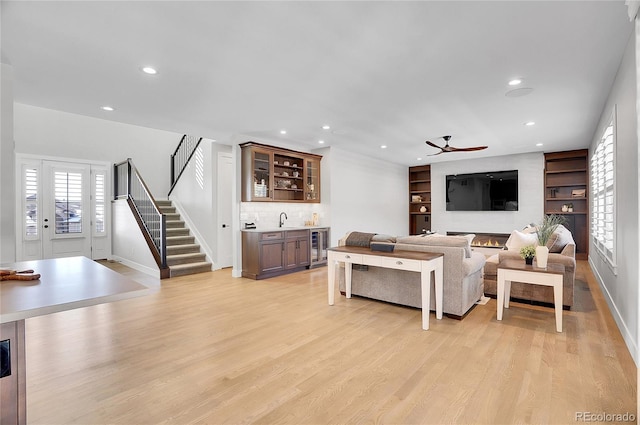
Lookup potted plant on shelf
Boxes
[535,214,566,268]
[520,245,536,265]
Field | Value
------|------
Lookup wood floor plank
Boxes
[23,261,635,424]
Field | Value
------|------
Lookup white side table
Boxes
[497,259,565,332]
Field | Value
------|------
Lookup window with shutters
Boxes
[54,171,83,234]
[591,112,615,266]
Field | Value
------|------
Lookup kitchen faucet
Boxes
[279,212,288,228]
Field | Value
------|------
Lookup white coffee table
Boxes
[497,259,565,332]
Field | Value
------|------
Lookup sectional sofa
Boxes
[337,232,486,319]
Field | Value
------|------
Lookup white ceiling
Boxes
[1,1,634,166]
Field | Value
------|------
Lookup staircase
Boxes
[156,200,212,277]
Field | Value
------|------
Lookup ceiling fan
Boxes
[425,135,488,156]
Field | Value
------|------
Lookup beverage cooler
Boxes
[310,228,330,267]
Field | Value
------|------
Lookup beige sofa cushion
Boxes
[396,234,472,257]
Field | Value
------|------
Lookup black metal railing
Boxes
[168,134,203,197]
[114,158,167,271]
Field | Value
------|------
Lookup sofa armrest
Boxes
[560,243,576,258]
[338,232,352,247]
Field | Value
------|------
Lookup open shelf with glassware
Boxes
[241,142,322,203]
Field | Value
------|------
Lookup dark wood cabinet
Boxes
[284,230,310,269]
[242,229,311,279]
[240,142,322,203]
[544,149,588,260]
[409,165,431,235]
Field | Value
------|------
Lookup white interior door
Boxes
[42,161,91,259]
[217,153,233,268]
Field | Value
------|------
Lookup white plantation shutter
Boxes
[591,116,615,264]
[24,167,39,238]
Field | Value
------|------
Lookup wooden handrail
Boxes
[168,135,203,197]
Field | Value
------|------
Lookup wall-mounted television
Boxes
[446,170,518,211]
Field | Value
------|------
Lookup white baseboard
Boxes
[110,255,159,278]
[588,256,638,366]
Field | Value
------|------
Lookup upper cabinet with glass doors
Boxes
[240,142,322,203]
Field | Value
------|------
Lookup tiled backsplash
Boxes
[240,202,329,229]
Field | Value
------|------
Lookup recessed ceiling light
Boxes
[380,145,387,149]
[508,79,522,86]
[417,157,422,161]
[280,130,287,135]
[322,125,331,130]
[318,140,325,144]
[525,121,536,126]
[142,66,157,75]
[101,106,114,111]
[536,143,544,147]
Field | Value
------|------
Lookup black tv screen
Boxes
[446,170,518,211]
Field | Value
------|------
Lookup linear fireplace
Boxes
[447,231,511,250]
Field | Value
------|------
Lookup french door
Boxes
[18,157,109,261]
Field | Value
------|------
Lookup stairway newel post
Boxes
[127,158,132,198]
[160,214,167,268]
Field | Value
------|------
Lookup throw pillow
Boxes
[547,224,573,253]
[371,234,397,243]
[463,233,476,252]
[505,230,538,251]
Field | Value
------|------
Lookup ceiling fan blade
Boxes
[449,146,488,152]
[425,140,443,149]
[427,151,444,156]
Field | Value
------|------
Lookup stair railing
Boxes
[114,158,169,277]
[168,134,203,197]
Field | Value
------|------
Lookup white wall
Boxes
[322,147,408,246]
[111,199,158,276]
[0,63,16,262]
[431,153,545,235]
[13,104,182,197]
[589,28,638,364]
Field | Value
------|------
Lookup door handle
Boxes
[43,225,49,228]
[222,224,227,228]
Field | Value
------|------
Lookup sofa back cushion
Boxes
[396,234,472,258]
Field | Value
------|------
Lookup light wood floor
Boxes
[24,261,635,424]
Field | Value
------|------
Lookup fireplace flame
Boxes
[472,239,503,248]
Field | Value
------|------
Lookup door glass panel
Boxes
[54,171,83,234]
[94,172,105,234]
[24,167,38,238]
